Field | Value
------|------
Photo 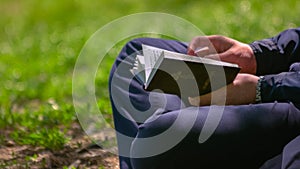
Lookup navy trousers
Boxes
[109,38,300,169]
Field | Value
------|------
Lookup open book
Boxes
[130,44,240,97]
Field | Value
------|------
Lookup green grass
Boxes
[1,0,300,150]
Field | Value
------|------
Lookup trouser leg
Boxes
[109,38,188,169]
[131,103,300,169]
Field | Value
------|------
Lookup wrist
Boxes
[243,44,257,74]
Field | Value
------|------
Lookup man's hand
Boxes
[188,74,259,106]
[188,35,257,74]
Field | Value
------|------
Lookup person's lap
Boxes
[109,38,300,169]
[131,102,300,169]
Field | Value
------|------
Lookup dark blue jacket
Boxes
[250,28,300,108]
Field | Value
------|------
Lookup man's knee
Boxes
[114,37,160,66]
[289,62,300,71]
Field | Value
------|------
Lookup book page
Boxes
[136,55,145,71]
[142,44,239,68]
[130,55,146,84]
[163,50,239,68]
[136,55,146,82]
[142,44,164,81]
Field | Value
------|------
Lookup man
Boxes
[109,28,300,169]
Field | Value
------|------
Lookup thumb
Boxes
[187,47,196,56]
[188,96,200,106]
[188,93,212,106]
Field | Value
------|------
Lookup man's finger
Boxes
[195,46,210,57]
[204,51,236,63]
[202,53,223,61]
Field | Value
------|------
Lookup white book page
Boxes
[163,50,239,67]
[136,55,145,71]
[142,44,164,81]
[130,55,146,84]
[142,44,239,68]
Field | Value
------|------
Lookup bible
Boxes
[130,44,240,97]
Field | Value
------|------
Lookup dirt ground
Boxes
[0,122,119,169]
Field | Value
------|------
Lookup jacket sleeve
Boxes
[249,28,300,105]
[261,71,300,105]
[249,28,300,75]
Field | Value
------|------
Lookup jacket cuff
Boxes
[260,72,300,103]
[249,39,278,76]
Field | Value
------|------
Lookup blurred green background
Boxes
[1,0,300,150]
